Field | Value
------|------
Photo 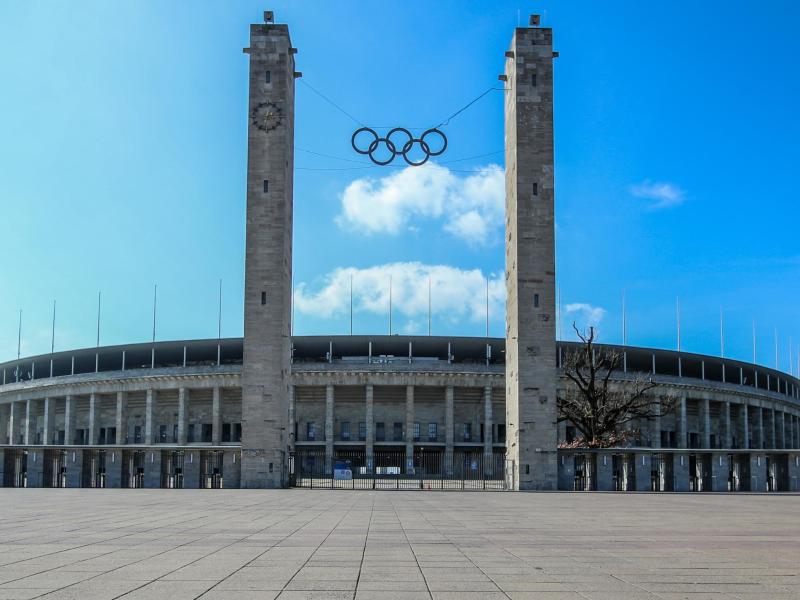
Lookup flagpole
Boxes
[676,296,681,352]
[349,274,353,336]
[752,320,756,364]
[96,292,101,348]
[774,327,779,369]
[719,308,724,358]
[16,309,22,382]
[51,300,56,355]
[152,284,157,343]
[217,278,223,340]
[427,276,431,336]
[485,277,489,338]
[621,290,627,345]
[388,275,392,336]
[17,309,22,360]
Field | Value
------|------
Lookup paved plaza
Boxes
[0,490,798,599]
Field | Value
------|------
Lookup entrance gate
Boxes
[43,450,67,488]
[82,450,107,488]
[574,454,595,490]
[122,450,145,488]
[162,451,185,489]
[3,449,27,487]
[292,448,508,490]
[201,450,224,488]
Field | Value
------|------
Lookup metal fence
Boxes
[291,448,509,490]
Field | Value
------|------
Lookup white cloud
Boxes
[629,180,684,209]
[565,303,606,330]
[336,163,504,246]
[294,262,505,326]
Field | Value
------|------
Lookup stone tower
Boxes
[504,19,558,490]
[241,12,296,488]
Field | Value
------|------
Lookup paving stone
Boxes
[0,490,796,599]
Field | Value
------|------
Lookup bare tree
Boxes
[558,323,674,448]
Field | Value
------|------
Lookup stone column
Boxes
[23,399,32,445]
[212,387,222,446]
[144,389,155,446]
[27,449,44,487]
[778,411,786,449]
[503,22,558,490]
[240,15,295,489]
[673,453,690,492]
[677,397,687,449]
[750,453,767,492]
[405,385,414,471]
[42,397,55,446]
[0,404,7,445]
[652,398,662,447]
[115,392,127,445]
[177,387,188,445]
[365,384,374,472]
[769,408,776,449]
[223,450,242,488]
[64,396,74,446]
[558,451,575,490]
[88,393,98,445]
[324,384,334,472]
[65,448,84,488]
[106,450,122,488]
[741,403,749,449]
[634,453,652,491]
[182,450,200,489]
[595,453,613,491]
[756,406,764,449]
[722,402,732,448]
[290,385,297,452]
[711,453,730,492]
[8,402,18,444]
[701,398,711,448]
[144,449,161,488]
[445,386,454,475]
[483,385,494,466]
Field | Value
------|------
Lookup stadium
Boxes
[1,13,799,492]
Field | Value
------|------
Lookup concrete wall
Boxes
[504,23,558,491]
[241,17,295,488]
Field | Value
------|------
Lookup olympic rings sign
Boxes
[351,127,448,166]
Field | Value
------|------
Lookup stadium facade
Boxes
[1,13,799,492]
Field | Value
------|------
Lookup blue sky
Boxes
[0,1,798,374]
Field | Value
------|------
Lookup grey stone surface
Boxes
[0,489,798,599]
[504,24,558,490]
[634,453,652,492]
[595,454,613,491]
[143,450,161,489]
[673,453,690,492]
[241,19,295,490]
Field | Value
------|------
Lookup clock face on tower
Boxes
[250,101,282,132]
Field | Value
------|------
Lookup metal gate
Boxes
[82,450,107,488]
[201,450,224,488]
[122,450,145,488]
[292,448,508,490]
[162,451,185,489]
[43,450,67,488]
[3,449,27,487]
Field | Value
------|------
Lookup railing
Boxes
[291,448,508,490]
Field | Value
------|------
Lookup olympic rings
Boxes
[351,126,448,166]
